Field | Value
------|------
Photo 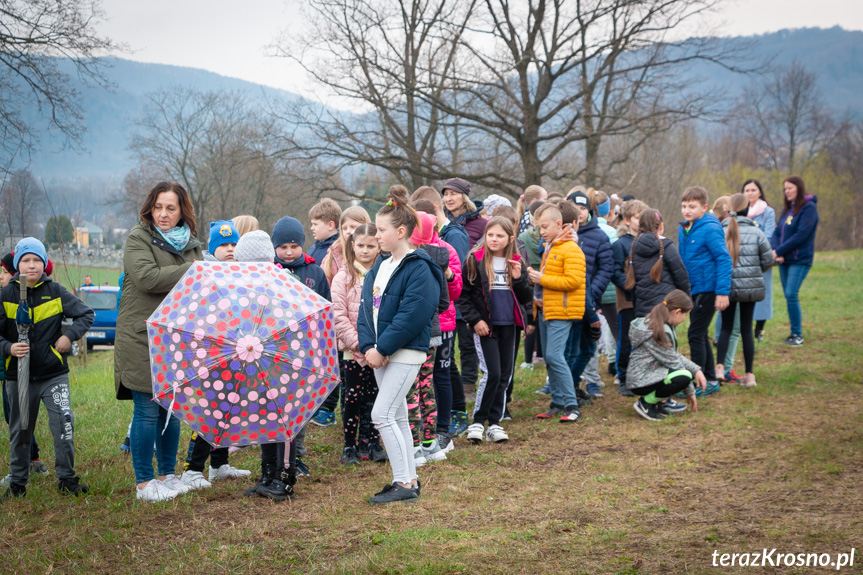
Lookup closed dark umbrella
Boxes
[16,278,33,430]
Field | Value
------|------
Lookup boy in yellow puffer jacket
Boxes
[527,204,587,422]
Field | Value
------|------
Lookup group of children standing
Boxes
[1,172,812,504]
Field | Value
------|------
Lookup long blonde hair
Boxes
[465,217,517,287]
[516,185,547,216]
[322,206,371,281]
[232,215,259,236]
[722,193,749,266]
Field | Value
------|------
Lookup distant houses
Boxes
[73,221,103,249]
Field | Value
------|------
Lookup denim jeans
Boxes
[779,263,811,336]
[130,390,181,484]
[433,331,454,434]
[539,317,578,410]
[372,362,421,485]
[566,321,597,387]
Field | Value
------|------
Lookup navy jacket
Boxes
[677,213,733,296]
[307,232,338,266]
[440,221,470,321]
[771,196,819,267]
[358,250,443,357]
[577,215,614,304]
[612,233,634,300]
[276,253,331,300]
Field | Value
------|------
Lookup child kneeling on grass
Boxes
[627,290,707,421]
[1,238,95,500]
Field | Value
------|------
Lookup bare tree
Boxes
[0,168,43,236]
[734,61,843,172]
[0,0,117,169]
[271,0,476,195]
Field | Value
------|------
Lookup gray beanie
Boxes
[234,230,275,262]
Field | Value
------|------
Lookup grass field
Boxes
[48,263,122,291]
[1,251,862,574]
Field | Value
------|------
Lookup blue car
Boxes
[78,286,120,349]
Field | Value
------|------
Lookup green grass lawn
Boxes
[1,251,862,574]
[49,263,122,291]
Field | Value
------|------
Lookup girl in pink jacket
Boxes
[331,223,386,465]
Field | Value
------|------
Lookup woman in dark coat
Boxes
[115,182,203,502]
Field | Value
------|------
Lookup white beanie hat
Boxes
[234,230,275,262]
[483,194,512,216]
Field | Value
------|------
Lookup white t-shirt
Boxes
[372,251,426,365]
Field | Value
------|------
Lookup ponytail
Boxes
[378,185,421,236]
[724,193,748,266]
[646,289,693,346]
[625,208,664,289]
[649,231,664,284]
[624,235,638,290]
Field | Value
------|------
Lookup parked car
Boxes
[78,285,120,349]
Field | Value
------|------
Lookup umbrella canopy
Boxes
[147,261,340,447]
[16,278,32,430]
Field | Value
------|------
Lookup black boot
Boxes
[58,477,89,496]
[1,483,26,501]
[260,467,296,502]
[245,462,276,497]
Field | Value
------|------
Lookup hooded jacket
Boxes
[538,225,586,320]
[114,222,203,398]
[429,233,462,332]
[771,196,819,267]
[724,216,774,302]
[418,243,453,341]
[1,274,94,382]
[678,213,733,296]
[446,199,487,247]
[577,214,614,304]
[627,317,701,395]
[456,245,532,335]
[518,226,543,271]
[629,234,690,318]
[612,233,635,311]
[357,249,443,357]
[331,263,369,365]
[307,232,339,267]
[275,253,331,300]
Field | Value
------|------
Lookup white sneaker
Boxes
[0,474,10,489]
[209,464,252,481]
[136,479,179,502]
[485,424,509,443]
[162,474,193,494]
[466,423,485,443]
[519,362,533,370]
[413,446,427,467]
[179,470,212,490]
[422,440,448,462]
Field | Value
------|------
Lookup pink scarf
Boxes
[748,199,768,219]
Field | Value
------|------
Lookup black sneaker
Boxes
[576,388,593,407]
[356,439,371,461]
[413,479,422,497]
[633,398,666,421]
[369,441,388,463]
[247,463,277,496]
[558,408,582,423]
[784,334,804,346]
[58,477,89,496]
[755,330,764,342]
[369,483,418,504]
[607,361,617,376]
[260,468,296,502]
[617,384,635,397]
[1,483,26,501]
[340,446,360,465]
[501,408,513,421]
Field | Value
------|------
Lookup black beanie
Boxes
[1,252,13,273]
[272,217,306,247]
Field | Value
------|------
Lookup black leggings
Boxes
[717,301,756,374]
[340,359,379,448]
[632,372,693,403]
[523,312,542,362]
[505,327,522,407]
[755,320,767,334]
[185,433,229,472]
[600,303,619,345]
[688,293,717,381]
[474,325,516,426]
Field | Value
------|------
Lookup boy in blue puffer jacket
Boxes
[567,190,613,398]
[678,187,733,396]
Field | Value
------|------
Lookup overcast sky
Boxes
[99,0,862,98]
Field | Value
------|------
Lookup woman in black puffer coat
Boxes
[624,209,690,318]
[715,194,774,387]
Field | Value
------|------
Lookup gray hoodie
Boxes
[627,317,701,396]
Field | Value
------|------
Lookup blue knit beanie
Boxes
[208,220,240,254]
[272,216,306,247]
[13,237,48,271]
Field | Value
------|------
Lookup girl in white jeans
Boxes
[357,185,443,504]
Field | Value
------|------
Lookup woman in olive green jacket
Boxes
[115,182,203,502]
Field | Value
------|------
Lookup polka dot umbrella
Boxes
[146,261,340,448]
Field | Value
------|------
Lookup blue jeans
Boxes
[130,390,181,484]
[566,322,597,388]
[540,317,578,410]
[779,263,810,336]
